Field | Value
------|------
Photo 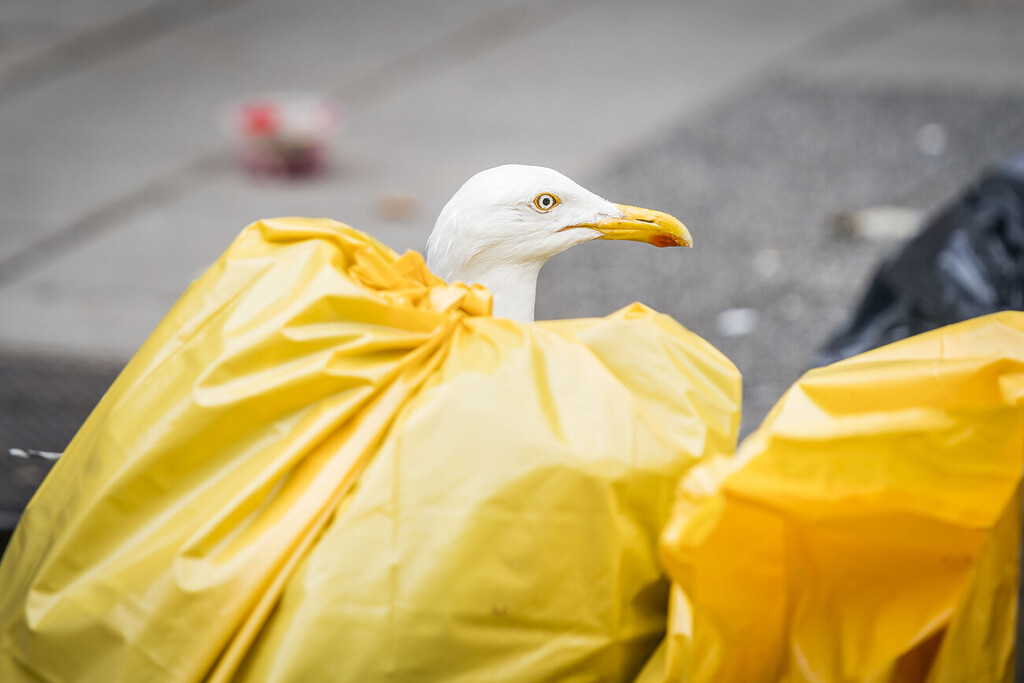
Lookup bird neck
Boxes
[472,262,542,322]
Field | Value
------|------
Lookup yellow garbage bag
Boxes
[0,218,741,682]
[642,312,1024,683]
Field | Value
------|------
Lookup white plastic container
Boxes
[221,92,341,178]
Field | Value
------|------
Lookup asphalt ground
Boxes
[545,76,1024,434]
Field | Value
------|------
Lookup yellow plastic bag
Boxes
[0,218,741,682]
[643,312,1024,683]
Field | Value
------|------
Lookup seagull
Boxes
[426,164,691,322]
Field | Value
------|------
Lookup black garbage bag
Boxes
[817,148,1024,366]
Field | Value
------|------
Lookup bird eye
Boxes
[533,193,560,212]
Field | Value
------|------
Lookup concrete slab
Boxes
[338,0,897,182]
[0,128,193,244]
[1,0,172,28]
[0,166,451,358]
[791,2,1024,91]
[0,210,53,266]
[0,0,526,267]
[0,0,209,93]
[0,20,73,76]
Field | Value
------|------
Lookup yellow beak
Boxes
[562,204,692,248]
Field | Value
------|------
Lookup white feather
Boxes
[426,165,621,322]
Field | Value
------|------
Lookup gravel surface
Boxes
[541,77,1024,435]
[0,351,120,554]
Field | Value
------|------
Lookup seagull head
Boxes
[426,164,691,322]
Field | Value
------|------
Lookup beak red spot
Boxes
[651,234,687,248]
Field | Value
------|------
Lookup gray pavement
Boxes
[1,0,1023,432]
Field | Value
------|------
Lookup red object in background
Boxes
[241,102,279,137]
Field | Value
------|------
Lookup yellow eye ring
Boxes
[533,193,560,212]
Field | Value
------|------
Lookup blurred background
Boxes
[1,0,1023,490]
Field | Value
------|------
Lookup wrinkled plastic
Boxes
[0,218,741,682]
[643,312,1024,682]
[817,148,1024,365]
